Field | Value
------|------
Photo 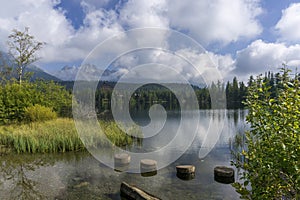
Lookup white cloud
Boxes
[0,0,73,48]
[275,3,300,42]
[0,0,264,67]
[108,48,234,84]
[80,0,111,11]
[3,0,298,85]
[167,0,263,45]
[233,40,300,80]
[0,0,125,64]
[119,0,169,28]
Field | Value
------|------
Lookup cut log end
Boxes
[176,165,196,181]
[214,166,235,184]
[114,153,131,172]
[176,165,195,174]
[140,159,157,173]
[114,153,131,164]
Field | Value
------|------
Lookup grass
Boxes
[0,118,141,154]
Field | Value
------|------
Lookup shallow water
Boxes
[0,110,247,200]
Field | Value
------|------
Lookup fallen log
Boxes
[120,182,161,200]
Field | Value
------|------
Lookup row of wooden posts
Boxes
[115,153,235,199]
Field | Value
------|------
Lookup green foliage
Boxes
[0,52,13,83]
[226,77,247,109]
[232,68,300,199]
[7,27,43,84]
[0,82,32,123]
[24,104,57,122]
[0,118,139,153]
[0,81,72,124]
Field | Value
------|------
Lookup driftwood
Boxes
[120,182,161,200]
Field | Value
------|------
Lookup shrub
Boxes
[0,81,72,123]
[232,68,300,199]
[24,104,57,122]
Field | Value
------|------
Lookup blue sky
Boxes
[0,0,300,81]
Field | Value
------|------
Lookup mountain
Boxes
[0,51,61,81]
[54,64,117,81]
[26,65,61,81]
[54,65,79,81]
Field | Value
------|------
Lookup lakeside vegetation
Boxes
[0,28,139,154]
[0,118,138,154]
[232,67,300,199]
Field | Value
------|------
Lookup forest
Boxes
[90,71,285,112]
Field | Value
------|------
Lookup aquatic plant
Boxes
[0,118,140,153]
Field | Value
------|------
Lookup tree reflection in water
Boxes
[0,154,56,199]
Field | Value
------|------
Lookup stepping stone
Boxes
[114,153,130,172]
[140,159,157,176]
[214,166,235,184]
[114,153,131,165]
[176,165,195,174]
[176,165,195,180]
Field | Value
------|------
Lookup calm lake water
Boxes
[0,110,248,200]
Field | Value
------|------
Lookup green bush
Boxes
[232,68,300,199]
[0,81,72,123]
[24,104,57,122]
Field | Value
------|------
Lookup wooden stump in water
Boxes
[120,182,161,200]
[114,153,130,172]
[140,159,157,176]
[214,166,235,184]
[176,165,195,180]
[176,165,195,174]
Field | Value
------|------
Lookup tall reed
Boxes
[0,118,140,153]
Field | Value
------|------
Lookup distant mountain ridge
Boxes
[26,65,61,81]
[54,64,117,81]
[0,51,61,81]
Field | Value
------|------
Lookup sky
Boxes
[0,0,300,82]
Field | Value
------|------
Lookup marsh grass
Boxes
[0,118,140,153]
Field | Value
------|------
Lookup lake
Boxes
[0,109,248,200]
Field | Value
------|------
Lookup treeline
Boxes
[94,77,247,112]
[94,71,291,112]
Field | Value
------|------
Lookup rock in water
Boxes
[120,182,161,200]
